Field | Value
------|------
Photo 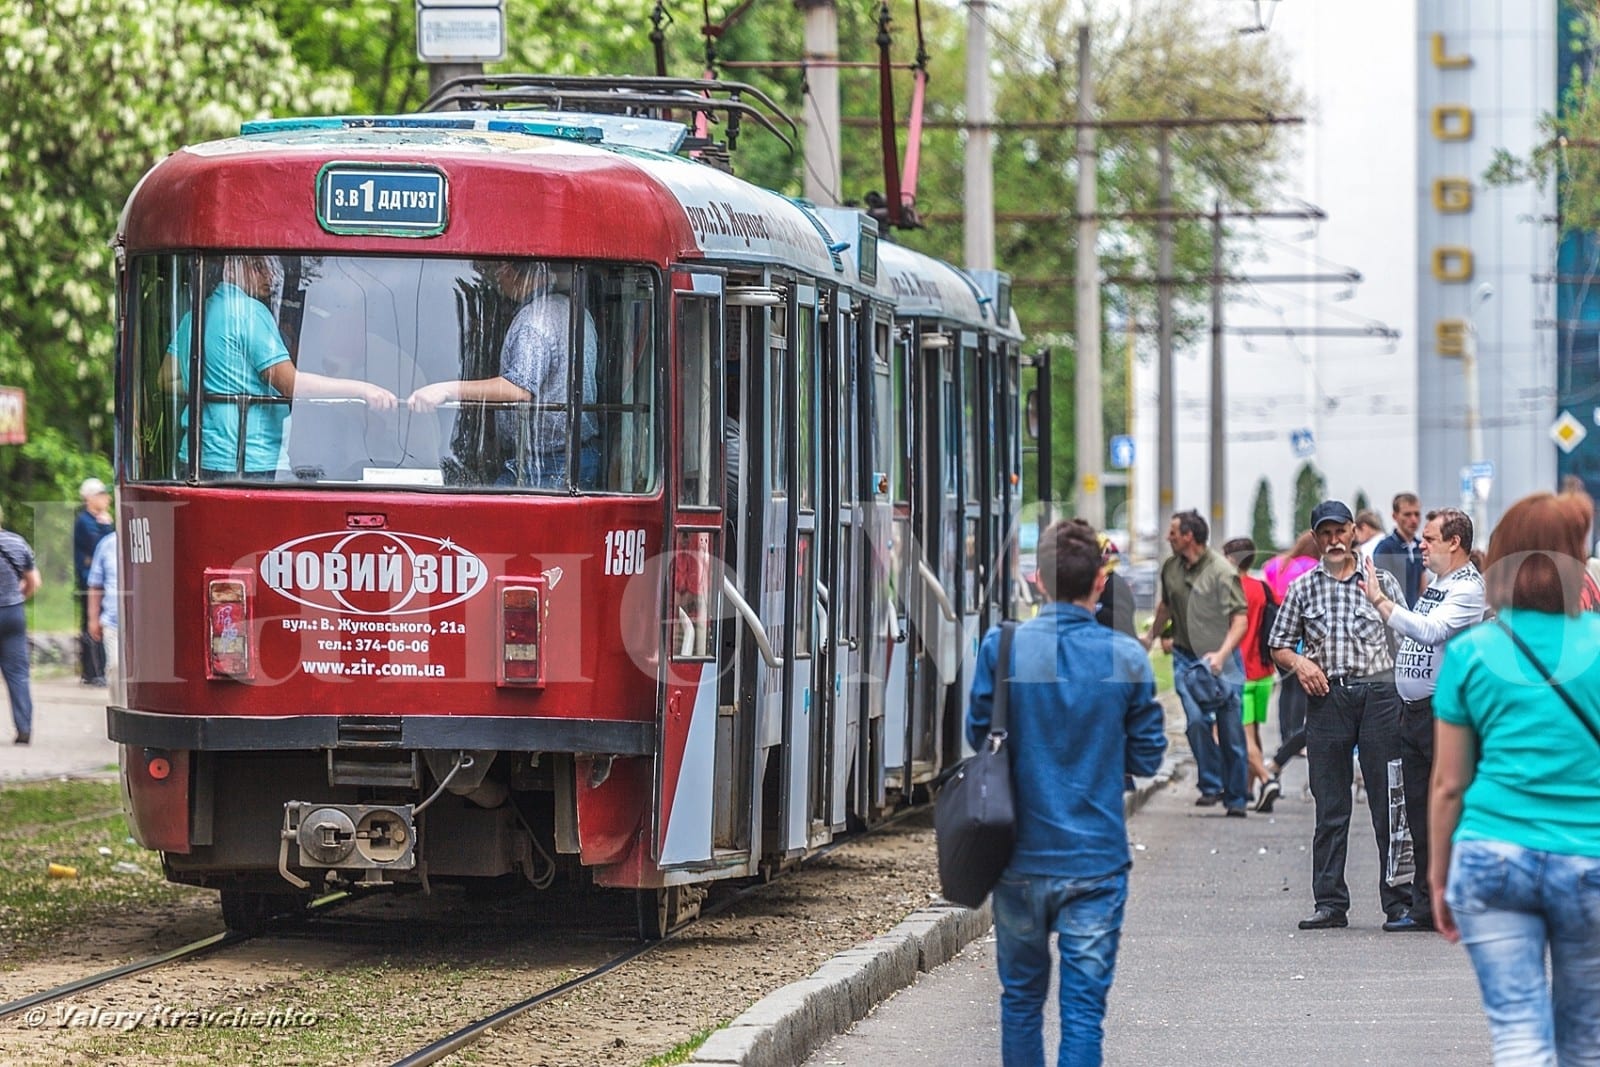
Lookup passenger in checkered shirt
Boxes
[1267,499,1409,932]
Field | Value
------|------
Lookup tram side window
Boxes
[962,345,979,500]
[128,256,193,481]
[769,303,789,497]
[797,304,815,512]
[676,296,718,507]
[585,267,659,495]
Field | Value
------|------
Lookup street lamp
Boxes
[1463,282,1494,539]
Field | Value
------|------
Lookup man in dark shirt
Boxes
[1268,499,1408,931]
[1141,510,1252,815]
[967,521,1166,1066]
[1372,492,1426,608]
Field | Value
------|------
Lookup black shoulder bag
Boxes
[1495,617,1600,752]
[935,621,1018,909]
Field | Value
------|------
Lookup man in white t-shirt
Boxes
[86,533,121,706]
[1362,507,1484,932]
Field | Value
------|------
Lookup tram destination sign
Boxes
[317,164,449,237]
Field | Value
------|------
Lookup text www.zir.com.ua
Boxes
[300,661,447,677]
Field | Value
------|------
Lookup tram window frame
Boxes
[121,254,663,495]
[961,344,979,501]
[127,255,196,482]
[675,293,722,510]
[796,301,816,513]
[892,330,910,505]
[669,528,721,662]
[794,529,815,659]
[941,346,959,495]
[768,300,790,498]
[871,323,894,499]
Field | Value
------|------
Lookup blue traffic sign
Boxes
[1109,434,1135,469]
[318,165,448,236]
[1290,428,1315,458]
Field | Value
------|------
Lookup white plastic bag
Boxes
[1385,757,1415,887]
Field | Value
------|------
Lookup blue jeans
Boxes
[498,444,601,489]
[1447,840,1600,1065]
[0,604,33,738]
[993,868,1128,1067]
[1171,647,1250,809]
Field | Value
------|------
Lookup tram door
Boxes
[819,293,860,833]
[911,326,962,785]
[876,321,912,797]
[657,279,729,868]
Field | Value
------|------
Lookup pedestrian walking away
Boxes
[1362,507,1483,933]
[0,503,42,745]
[1267,498,1409,930]
[1142,510,1252,816]
[72,476,113,686]
[1222,536,1280,811]
[1430,489,1600,1065]
[967,520,1166,1067]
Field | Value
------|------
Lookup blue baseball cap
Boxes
[1310,499,1355,529]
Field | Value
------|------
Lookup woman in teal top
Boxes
[1431,489,1600,1065]
[161,256,398,479]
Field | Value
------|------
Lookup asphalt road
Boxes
[806,759,1493,1066]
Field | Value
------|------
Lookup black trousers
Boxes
[1305,679,1408,919]
[1278,671,1307,748]
[1400,697,1435,924]
[75,586,105,683]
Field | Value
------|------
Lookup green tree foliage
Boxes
[1250,477,1275,561]
[1353,489,1371,517]
[0,0,349,517]
[1292,462,1326,534]
[1485,11,1600,234]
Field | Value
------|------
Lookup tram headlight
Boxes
[204,570,254,679]
[498,578,546,687]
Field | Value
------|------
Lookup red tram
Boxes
[110,77,1024,935]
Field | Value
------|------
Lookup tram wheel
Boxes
[634,885,704,940]
[219,889,307,936]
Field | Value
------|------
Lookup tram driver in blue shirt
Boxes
[406,260,599,489]
[160,255,397,479]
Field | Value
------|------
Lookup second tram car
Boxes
[110,78,1024,934]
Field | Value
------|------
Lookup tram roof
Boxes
[116,115,852,282]
[877,242,1020,339]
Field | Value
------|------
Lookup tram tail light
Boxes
[497,577,547,687]
[204,569,254,680]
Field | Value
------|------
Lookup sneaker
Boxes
[1382,913,1434,933]
[1297,908,1348,930]
[1255,777,1282,813]
[1195,793,1223,807]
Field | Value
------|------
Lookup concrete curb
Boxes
[685,758,1187,1067]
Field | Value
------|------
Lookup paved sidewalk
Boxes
[0,673,119,783]
[804,756,1491,1065]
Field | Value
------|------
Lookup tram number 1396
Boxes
[603,529,647,576]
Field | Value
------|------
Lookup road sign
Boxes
[1552,410,1588,454]
[0,387,24,445]
[1289,428,1315,458]
[416,4,504,62]
[1109,434,1135,469]
[1469,460,1494,480]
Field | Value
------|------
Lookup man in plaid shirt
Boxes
[1267,499,1409,931]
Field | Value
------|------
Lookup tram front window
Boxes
[126,254,659,493]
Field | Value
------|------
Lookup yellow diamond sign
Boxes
[1551,411,1587,454]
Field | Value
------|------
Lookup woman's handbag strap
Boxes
[1494,617,1600,753]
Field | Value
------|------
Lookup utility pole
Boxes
[1209,201,1226,534]
[1156,128,1175,556]
[963,0,994,270]
[1074,25,1103,527]
[798,0,842,205]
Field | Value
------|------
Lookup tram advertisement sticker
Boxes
[317,164,448,236]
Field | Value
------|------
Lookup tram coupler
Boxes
[280,802,416,889]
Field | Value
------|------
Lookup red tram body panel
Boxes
[110,88,1023,933]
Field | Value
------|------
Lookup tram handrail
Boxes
[917,560,959,623]
[722,577,783,668]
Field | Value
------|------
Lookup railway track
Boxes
[0,892,347,1027]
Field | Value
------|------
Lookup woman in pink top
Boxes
[1263,530,1318,600]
